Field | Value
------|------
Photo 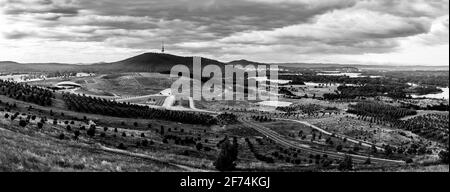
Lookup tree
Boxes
[439,149,449,164]
[338,155,353,171]
[87,125,96,137]
[214,138,239,171]
[117,143,127,150]
[19,120,27,127]
[74,130,80,140]
[142,139,149,147]
[196,142,203,151]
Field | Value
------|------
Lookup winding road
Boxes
[238,117,405,165]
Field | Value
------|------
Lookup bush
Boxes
[142,139,149,147]
[214,138,238,171]
[87,125,96,137]
[405,158,414,164]
[37,122,44,129]
[19,120,27,127]
[59,133,65,140]
[338,155,353,171]
[74,130,80,139]
[141,133,145,138]
[439,150,448,164]
[196,143,203,151]
[117,143,127,150]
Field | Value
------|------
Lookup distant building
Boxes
[76,73,95,77]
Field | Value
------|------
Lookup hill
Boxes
[87,53,225,73]
[0,61,80,72]
[2,53,448,73]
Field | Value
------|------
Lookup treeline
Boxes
[348,101,416,121]
[0,80,53,106]
[280,74,400,86]
[410,86,443,96]
[402,103,449,111]
[380,71,449,88]
[277,104,324,114]
[62,93,217,125]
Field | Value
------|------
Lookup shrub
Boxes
[19,120,27,127]
[196,143,203,151]
[59,133,65,140]
[338,155,353,171]
[87,125,96,137]
[117,143,127,150]
[439,149,449,164]
[74,130,80,139]
[142,139,149,147]
[214,138,238,171]
[405,158,414,164]
[37,122,44,129]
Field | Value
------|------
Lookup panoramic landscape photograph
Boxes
[0,0,449,174]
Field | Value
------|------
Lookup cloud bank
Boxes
[0,0,448,65]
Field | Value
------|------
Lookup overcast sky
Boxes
[0,0,448,66]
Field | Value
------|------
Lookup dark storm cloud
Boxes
[76,0,356,35]
[0,0,448,58]
[1,0,80,16]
